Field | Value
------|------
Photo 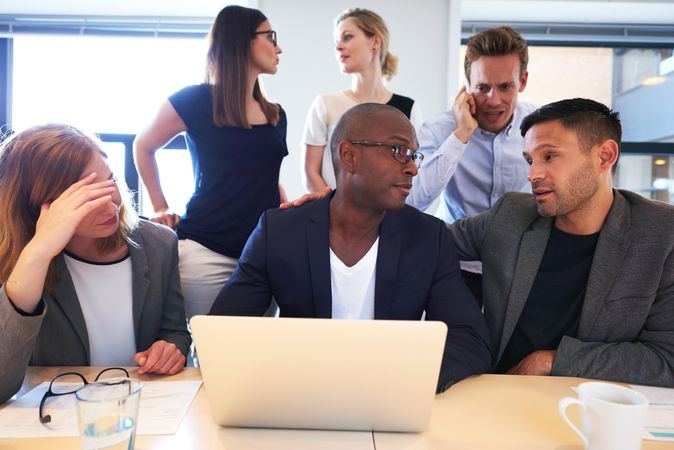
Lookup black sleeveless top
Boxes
[387,94,415,118]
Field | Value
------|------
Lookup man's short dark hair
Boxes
[330,103,403,176]
[520,98,622,151]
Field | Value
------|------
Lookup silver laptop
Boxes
[190,315,447,432]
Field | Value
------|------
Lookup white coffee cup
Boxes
[558,381,649,450]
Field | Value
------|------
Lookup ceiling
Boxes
[462,0,674,24]
[0,0,673,24]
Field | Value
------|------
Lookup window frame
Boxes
[98,133,187,212]
[0,33,195,213]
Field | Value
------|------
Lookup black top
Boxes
[495,226,599,373]
[169,84,288,258]
[387,94,414,118]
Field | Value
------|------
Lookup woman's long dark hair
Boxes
[206,5,279,128]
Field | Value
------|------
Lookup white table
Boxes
[3,367,673,449]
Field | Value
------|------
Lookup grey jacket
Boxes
[0,220,191,403]
[448,190,674,387]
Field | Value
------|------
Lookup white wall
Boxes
[253,0,674,199]
[257,0,450,199]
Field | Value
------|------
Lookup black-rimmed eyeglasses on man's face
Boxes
[348,140,424,168]
[254,30,277,47]
[39,367,130,424]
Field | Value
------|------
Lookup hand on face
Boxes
[466,54,527,134]
[506,349,556,376]
[452,86,478,144]
[135,340,186,375]
[31,173,116,259]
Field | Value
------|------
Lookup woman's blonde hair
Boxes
[0,124,138,292]
[336,8,398,81]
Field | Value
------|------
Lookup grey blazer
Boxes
[448,190,674,387]
[0,220,191,403]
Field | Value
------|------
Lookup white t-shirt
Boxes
[64,252,136,366]
[302,91,423,189]
[330,238,379,320]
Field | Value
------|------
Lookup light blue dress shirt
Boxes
[407,101,537,224]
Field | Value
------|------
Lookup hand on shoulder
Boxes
[279,186,331,209]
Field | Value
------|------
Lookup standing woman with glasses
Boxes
[301,8,422,193]
[0,124,191,404]
[134,5,287,320]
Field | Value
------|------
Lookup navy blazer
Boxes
[210,195,493,391]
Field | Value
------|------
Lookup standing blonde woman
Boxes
[0,124,190,403]
[302,8,422,192]
[134,5,287,319]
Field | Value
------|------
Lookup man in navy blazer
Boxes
[210,104,493,392]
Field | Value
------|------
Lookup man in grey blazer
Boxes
[448,97,674,387]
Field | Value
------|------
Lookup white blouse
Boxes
[64,252,136,366]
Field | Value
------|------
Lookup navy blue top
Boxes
[169,84,288,258]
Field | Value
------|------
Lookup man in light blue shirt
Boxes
[407,26,536,302]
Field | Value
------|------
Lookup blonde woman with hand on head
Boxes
[302,8,423,193]
[134,5,287,320]
[0,124,191,404]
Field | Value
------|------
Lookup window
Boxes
[11,34,205,213]
[12,35,205,132]
[99,141,126,190]
[141,148,194,216]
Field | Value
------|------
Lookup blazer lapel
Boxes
[307,196,333,318]
[498,217,552,358]
[129,229,151,337]
[577,191,631,336]
[52,255,90,361]
[374,213,399,319]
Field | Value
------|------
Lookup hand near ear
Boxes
[452,86,478,144]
